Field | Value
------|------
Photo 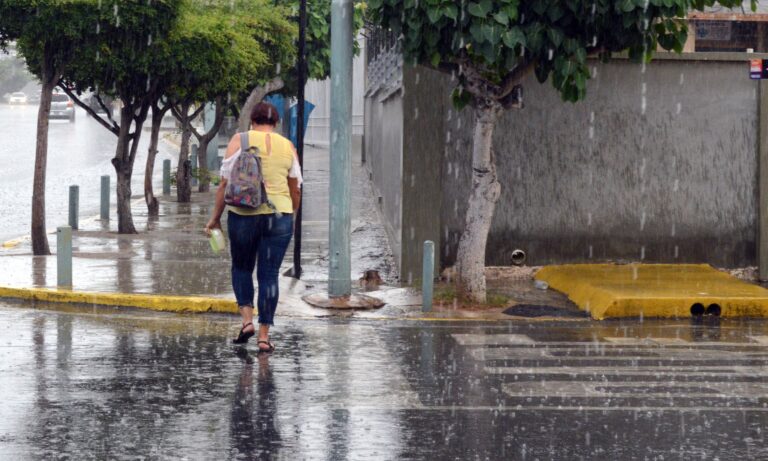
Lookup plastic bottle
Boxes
[209,229,225,253]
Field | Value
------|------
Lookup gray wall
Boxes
[441,58,759,268]
[364,84,404,267]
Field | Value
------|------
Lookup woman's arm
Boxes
[204,134,242,234]
[288,178,301,213]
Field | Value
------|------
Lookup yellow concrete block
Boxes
[535,264,768,320]
[0,286,238,314]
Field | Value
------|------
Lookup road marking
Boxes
[451,333,535,346]
[503,381,768,399]
[485,365,768,377]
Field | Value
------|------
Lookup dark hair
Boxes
[250,102,280,126]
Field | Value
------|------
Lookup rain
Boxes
[0,0,767,459]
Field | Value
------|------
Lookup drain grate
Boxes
[503,304,589,318]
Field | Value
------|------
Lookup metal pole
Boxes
[190,144,198,187]
[162,159,171,195]
[292,0,307,279]
[760,80,768,281]
[422,241,435,312]
[68,185,79,230]
[57,226,72,287]
[100,175,110,221]
[328,0,353,297]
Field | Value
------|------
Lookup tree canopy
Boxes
[369,0,756,106]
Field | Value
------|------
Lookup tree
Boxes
[57,0,182,233]
[0,1,96,255]
[368,0,752,302]
[235,0,365,131]
[166,1,291,201]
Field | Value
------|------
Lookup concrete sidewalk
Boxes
[0,145,459,320]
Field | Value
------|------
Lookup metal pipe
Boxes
[162,159,171,195]
[57,226,72,287]
[292,0,307,279]
[422,240,435,312]
[68,185,79,230]
[328,0,353,297]
[100,175,110,221]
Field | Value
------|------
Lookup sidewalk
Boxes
[0,145,441,320]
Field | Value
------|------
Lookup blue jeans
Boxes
[227,212,293,325]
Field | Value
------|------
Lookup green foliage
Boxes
[368,0,756,104]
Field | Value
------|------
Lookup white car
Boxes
[8,92,27,105]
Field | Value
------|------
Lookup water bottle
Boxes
[209,229,225,253]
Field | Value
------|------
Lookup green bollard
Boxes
[163,159,171,195]
[68,185,79,230]
[57,226,72,288]
[100,175,110,221]
[422,240,435,312]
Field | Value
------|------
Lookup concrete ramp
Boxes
[535,264,768,320]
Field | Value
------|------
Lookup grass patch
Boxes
[432,283,512,309]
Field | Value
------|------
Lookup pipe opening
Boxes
[511,249,526,266]
[706,303,722,317]
[690,303,705,317]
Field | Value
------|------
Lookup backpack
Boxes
[224,132,280,216]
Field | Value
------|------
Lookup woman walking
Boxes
[206,102,302,352]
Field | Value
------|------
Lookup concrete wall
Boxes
[440,57,759,268]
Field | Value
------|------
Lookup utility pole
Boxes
[292,0,307,279]
[328,0,353,298]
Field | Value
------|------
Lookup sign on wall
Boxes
[750,59,768,79]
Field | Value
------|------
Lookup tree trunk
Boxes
[144,105,166,217]
[455,103,503,303]
[237,77,284,132]
[176,103,192,203]
[31,77,55,255]
[113,105,137,234]
[196,99,225,193]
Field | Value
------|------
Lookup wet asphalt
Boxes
[2,302,767,460]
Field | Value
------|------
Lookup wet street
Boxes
[0,104,174,242]
[1,302,767,460]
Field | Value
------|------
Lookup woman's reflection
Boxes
[230,349,281,458]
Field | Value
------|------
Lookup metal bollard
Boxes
[57,226,72,287]
[162,159,171,195]
[68,185,79,230]
[100,175,110,221]
[190,145,198,187]
[422,240,435,312]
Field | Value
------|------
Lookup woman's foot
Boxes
[257,339,275,353]
[233,322,256,344]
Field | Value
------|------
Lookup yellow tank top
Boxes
[228,130,295,216]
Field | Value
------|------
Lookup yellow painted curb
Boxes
[0,286,238,314]
[536,264,768,320]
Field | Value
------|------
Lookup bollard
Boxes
[190,145,198,187]
[57,226,72,287]
[422,240,435,312]
[162,159,171,195]
[68,185,79,230]
[100,175,110,221]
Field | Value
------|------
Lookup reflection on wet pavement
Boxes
[1,302,767,459]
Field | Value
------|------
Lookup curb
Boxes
[0,286,238,314]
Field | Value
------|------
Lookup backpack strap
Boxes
[239,132,250,153]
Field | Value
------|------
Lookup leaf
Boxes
[502,27,526,48]
[443,4,459,21]
[467,2,489,17]
[431,52,441,68]
[546,27,563,47]
[427,7,442,24]
[493,12,509,25]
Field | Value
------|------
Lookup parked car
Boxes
[50,93,75,122]
[8,92,27,105]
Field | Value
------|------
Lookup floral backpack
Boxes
[224,132,279,215]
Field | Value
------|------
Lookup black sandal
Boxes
[257,340,275,353]
[233,322,255,344]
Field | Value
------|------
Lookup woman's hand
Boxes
[204,218,221,236]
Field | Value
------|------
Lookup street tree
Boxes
[236,0,365,131]
[168,1,292,201]
[58,0,182,234]
[0,1,96,255]
[369,0,753,302]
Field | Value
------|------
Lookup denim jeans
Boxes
[227,212,293,325]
